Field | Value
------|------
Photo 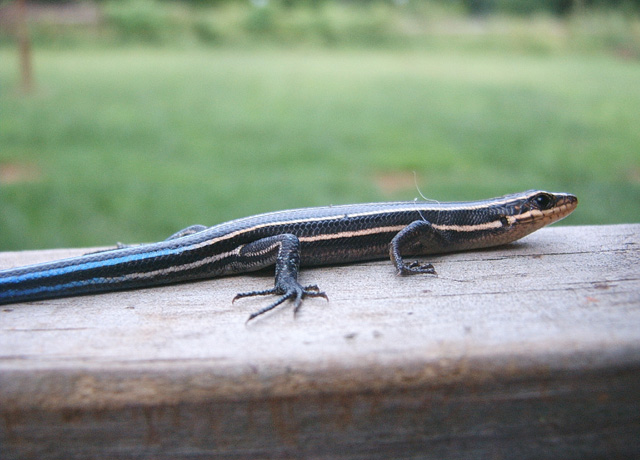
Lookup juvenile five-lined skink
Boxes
[0,190,577,321]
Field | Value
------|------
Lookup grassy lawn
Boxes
[1,47,639,250]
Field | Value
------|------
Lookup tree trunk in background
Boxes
[16,0,34,93]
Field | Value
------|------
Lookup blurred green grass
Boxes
[1,47,639,250]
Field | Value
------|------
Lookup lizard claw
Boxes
[234,284,328,323]
[397,260,436,275]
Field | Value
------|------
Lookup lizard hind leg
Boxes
[165,225,209,241]
[230,233,328,322]
[84,225,210,256]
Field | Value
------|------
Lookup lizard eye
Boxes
[531,193,554,210]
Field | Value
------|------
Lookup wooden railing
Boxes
[1,224,639,459]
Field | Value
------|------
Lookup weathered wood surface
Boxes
[1,224,639,459]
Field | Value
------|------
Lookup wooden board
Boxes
[1,224,639,459]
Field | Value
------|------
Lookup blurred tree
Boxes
[460,0,638,15]
[16,0,34,93]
